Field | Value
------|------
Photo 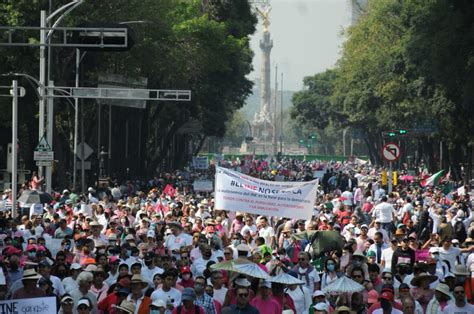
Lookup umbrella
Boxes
[18,190,53,204]
[270,273,305,285]
[292,230,344,256]
[233,263,270,280]
[322,276,364,294]
[210,260,236,272]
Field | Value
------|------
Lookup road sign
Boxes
[76,142,93,160]
[35,135,52,151]
[76,160,91,170]
[382,143,401,162]
[34,151,54,161]
[36,161,52,167]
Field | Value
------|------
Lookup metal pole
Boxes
[273,64,278,155]
[350,138,354,156]
[108,104,112,174]
[97,103,101,160]
[73,48,79,190]
[343,128,347,156]
[280,72,283,155]
[38,11,46,180]
[440,140,443,169]
[11,80,18,219]
[81,97,85,193]
[388,162,393,193]
[45,80,53,193]
[125,119,129,158]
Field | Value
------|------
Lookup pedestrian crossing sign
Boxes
[35,135,52,152]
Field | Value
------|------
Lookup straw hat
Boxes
[115,300,136,314]
[453,265,469,276]
[410,272,438,286]
[130,274,147,285]
[435,283,451,297]
[22,269,41,281]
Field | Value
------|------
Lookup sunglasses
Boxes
[298,258,307,261]
[224,252,232,255]
[352,275,363,278]
[238,293,249,297]
[454,290,465,295]
[383,277,393,280]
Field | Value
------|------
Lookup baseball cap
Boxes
[259,280,271,288]
[70,263,82,270]
[182,287,196,301]
[235,277,251,287]
[313,290,325,297]
[181,266,191,274]
[380,291,394,301]
[314,303,329,311]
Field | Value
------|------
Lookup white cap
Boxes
[314,303,329,311]
[77,298,91,308]
[235,278,251,287]
[429,247,439,253]
[147,230,156,238]
[70,263,82,270]
[313,290,325,297]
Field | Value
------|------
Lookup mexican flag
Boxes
[421,170,444,187]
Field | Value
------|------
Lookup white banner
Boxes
[214,167,318,219]
[193,180,213,192]
[192,156,209,169]
[0,296,56,314]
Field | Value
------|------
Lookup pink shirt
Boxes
[250,296,282,314]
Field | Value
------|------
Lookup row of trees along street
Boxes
[291,0,474,181]
[0,0,257,188]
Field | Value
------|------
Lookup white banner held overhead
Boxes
[0,296,56,314]
[214,167,318,220]
[193,180,213,192]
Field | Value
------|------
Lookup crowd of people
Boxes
[0,158,473,314]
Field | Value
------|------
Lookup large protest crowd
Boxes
[0,157,473,314]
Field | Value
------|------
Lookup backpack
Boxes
[454,220,467,243]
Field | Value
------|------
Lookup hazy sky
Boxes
[249,0,351,91]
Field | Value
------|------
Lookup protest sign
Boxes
[29,204,43,218]
[214,166,318,219]
[193,180,213,192]
[0,296,56,314]
[192,156,209,169]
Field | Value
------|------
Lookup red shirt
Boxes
[171,305,205,314]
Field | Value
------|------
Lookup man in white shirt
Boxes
[258,217,275,247]
[165,222,193,260]
[368,220,390,243]
[372,196,396,237]
[210,270,227,306]
[141,252,164,287]
[341,188,354,207]
[151,270,182,313]
[442,284,474,314]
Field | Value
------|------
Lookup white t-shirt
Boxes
[296,266,320,295]
[286,285,312,314]
[372,308,403,314]
[240,224,257,236]
[438,246,461,271]
[213,286,228,306]
[441,302,474,314]
[165,233,192,253]
[381,247,395,271]
[372,202,395,223]
[150,287,181,307]
[258,226,275,246]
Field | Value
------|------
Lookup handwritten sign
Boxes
[0,296,56,314]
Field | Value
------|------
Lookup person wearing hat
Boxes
[77,297,93,314]
[425,283,452,314]
[179,266,195,289]
[410,272,438,310]
[149,299,167,314]
[142,251,163,284]
[127,274,152,314]
[171,287,205,314]
[371,291,403,314]
[222,285,259,314]
[391,236,415,271]
[62,263,82,295]
[11,269,45,299]
[59,294,74,314]
[309,290,333,314]
[115,299,136,314]
[98,281,130,314]
[438,236,474,273]
[222,276,256,307]
[249,280,280,314]
[88,220,108,247]
[333,305,354,314]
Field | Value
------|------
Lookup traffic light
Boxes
[381,170,387,186]
[308,134,316,140]
[399,129,407,135]
[299,139,305,144]
[306,144,312,148]
[388,132,396,137]
[393,171,398,186]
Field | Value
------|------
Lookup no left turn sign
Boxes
[382,143,401,162]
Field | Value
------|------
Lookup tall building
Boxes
[348,0,368,24]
